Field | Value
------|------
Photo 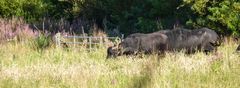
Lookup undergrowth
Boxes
[0,39,239,88]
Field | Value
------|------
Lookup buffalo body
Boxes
[107,28,220,58]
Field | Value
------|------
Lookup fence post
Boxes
[100,36,103,45]
[89,37,92,52]
[73,35,76,48]
[55,33,61,47]
[121,34,124,41]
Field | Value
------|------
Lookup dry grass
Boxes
[0,39,240,88]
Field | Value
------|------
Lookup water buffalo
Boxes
[106,28,220,58]
[106,32,167,58]
[119,32,167,55]
[164,28,220,53]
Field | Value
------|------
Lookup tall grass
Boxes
[0,17,239,88]
[0,38,239,88]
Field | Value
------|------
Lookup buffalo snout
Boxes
[106,46,119,59]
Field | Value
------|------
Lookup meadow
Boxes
[1,0,240,87]
[0,38,239,88]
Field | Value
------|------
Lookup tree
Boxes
[183,0,240,35]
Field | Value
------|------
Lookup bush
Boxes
[0,0,74,22]
[1,0,240,36]
[183,0,240,36]
[32,33,51,51]
[0,18,38,43]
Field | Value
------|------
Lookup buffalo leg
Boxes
[203,43,215,54]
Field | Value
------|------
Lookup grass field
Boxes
[0,39,240,88]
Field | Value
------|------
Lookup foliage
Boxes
[31,33,51,51]
[0,0,75,22]
[78,0,185,34]
[0,0,46,21]
[0,0,186,34]
[1,0,240,35]
[0,18,38,43]
[183,0,240,35]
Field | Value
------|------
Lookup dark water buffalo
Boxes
[164,28,220,53]
[107,28,220,58]
[118,32,167,55]
[107,32,167,58]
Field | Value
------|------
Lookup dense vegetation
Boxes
[0,38,239,87]
[1,0,240,87]
[0,0,240,35]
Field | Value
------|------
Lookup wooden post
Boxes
[121,34,124,41]
[43,17,45,32]
[89,37,92,52]
[55,33,61,47]
[73,35,76,48]
[100,36,103,45]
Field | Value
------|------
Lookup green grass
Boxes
[0,40,240,88]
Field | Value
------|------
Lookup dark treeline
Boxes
[1,0,240,36]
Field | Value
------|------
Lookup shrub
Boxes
[0,18,38,43]
[31,33,52,51]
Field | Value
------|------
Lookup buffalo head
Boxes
[106,45,120,59]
